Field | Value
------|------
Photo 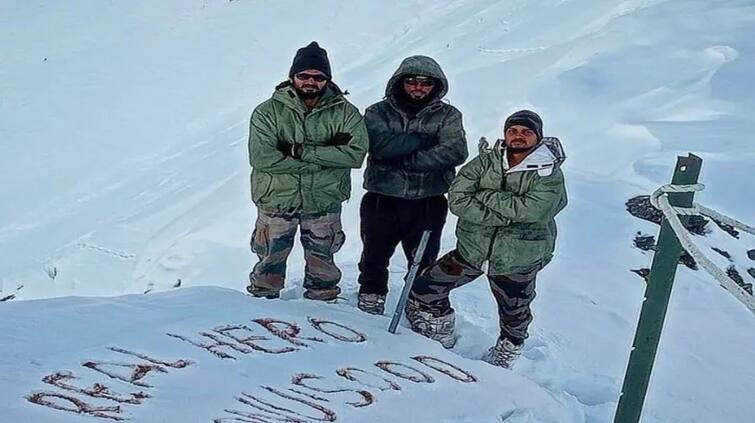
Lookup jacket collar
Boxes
[494,137,566,176]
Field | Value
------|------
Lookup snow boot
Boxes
[404,297,456,348]
[483,337,522,369]
[303,286,341,302]
[357,293,386,315]
[246,284,280,299]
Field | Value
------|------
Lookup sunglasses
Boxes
[295,72,328,82]
[403,77,435,88]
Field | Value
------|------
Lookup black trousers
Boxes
[357,192,447,295]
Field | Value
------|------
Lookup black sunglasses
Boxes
[295,72,328,82]
[403,77,435,88]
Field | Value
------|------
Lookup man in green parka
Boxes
[246,42,367,301]
[405,110,567,368]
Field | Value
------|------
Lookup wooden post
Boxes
[614,154,703,423]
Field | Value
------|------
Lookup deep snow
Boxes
[2,1,755,422]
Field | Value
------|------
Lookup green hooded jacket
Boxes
[363,55,468,199]
[449,138,568,275]
[248,82,368,213]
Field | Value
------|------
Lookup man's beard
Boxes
[295,85,325,100]
[404,88,433,104]
[396,89,433,114]
[505,139,539,154]
[506,145,537,154]
[406,90,430,102]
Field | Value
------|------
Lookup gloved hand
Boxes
[276,139,303,159]
[328,132,352,146]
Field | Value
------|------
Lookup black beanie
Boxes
[504,110,543,140]
[289,41,331,80]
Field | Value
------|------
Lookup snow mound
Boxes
[0,287,583,422]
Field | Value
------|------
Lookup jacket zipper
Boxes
[399,109,412,196]
[300,109,309,210]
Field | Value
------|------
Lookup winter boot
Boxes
[246,284,280,299]
[483,337,523,369]
[303,286,341,302]
[404,297,456,348]
[357,293,386,315]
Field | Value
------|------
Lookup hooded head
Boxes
[289,41,331,80]
[386,55,448,114]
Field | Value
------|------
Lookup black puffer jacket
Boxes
[363,55,468,199]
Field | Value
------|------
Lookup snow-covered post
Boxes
[614,154,703,423]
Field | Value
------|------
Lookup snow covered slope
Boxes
[2,0,755,422]
[0,288,584,422]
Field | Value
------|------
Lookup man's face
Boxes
[291,69,329,98]
[402,75,435,101]
[504,125,539,153]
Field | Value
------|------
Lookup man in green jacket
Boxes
[405,110,567,368]
[247,42,368,301]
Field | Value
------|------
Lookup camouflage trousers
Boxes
[249,210,345,295]
[409,250,538,344]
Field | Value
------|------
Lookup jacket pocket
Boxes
[506,223,550,241]
[494,238,548,274]
[251,172,274,204]
[454,220,490,269]
[338,173,351,199]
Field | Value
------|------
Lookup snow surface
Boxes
[0,288,584,422]
[2,0,755,422]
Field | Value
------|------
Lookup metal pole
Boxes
[389,230,432,334]
[614,154,703,423]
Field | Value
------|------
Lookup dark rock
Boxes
[748,249,755,261]
[633,234,656,251]
[711,247,732,261]
[727,266,753,296]
[0,294,15,302]
[632,233,697,270]
[748,268,755,280]
[626,195,709,235]
[727,266,744,285]
[626,196,663,223]
[630,268,650,282]
[680,252,698,271]
[710,218,739,238]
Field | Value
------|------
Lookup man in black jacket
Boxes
[357,55,468,314]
